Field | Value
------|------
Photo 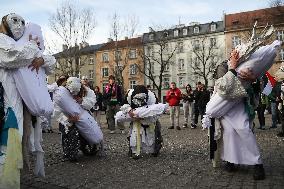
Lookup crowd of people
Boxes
[0,13,283,189]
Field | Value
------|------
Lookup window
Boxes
[163,77,170,89]
[89,58,94,65]
[183,28,187,36]
[130,80,137,89]
[210,38,216,47]
[89,70,94,79]
[174,30,179,37]
[164,64,170,72]
[56,61,60,68]
[193,40,200,50]
[277,31,284,41]
[148,62,155,74]
[115,65,123,74]
[147,46,153,56]
[177,42,184,53]
[280,49,284,61]
[232,36,241,48]
[149,33,154,41]
[129,49,137,59]
[129,64,137,75]
[102,68,109,77]
[210,24,216,32]
[194,26,199,34]
[102,52,109,62]
[178,77,185,88]
[178,59,185,70]
[114,50,122,61]
[163,32,169,38]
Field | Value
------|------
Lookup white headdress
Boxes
[66,77,81,95]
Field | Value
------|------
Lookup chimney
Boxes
[107,38,113,42]
[124,36,128,40]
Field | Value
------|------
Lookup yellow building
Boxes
[95,37,144,92]
[224,6,284,76]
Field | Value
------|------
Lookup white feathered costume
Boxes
[115,87,167,156]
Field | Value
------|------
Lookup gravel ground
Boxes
[21,114,284,189]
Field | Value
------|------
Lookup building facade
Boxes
[142,21,226,102]
[95,37,144,92]
[224,6,284,76]
[48,43,104,87]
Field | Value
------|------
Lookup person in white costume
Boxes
[203,23,282,180]
[115,85,167,159]
[0,13,55,189]
[54,77,103,161]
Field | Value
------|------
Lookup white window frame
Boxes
[182,28,187,36]
[89,70,94,79]
[178,77,185,88]
[149,33,154,41]
[174,30,179,37]
[277,31,284,41]
[177,42,184,53]
[102,68,109,77]
[210,24,216,32]
[129,49,137,59]
[193,40,200,50]
[129,80,137,89]
[89,57,94,65]
[129,64,137,75]
[102,52,109,62]
[163,77,170,89]
[232,36,241,48]
[178,59,185,70]
[164,63,170,72]
[194,26,199,34]
[210,38,216,47]
[280,49,284,61]
[114,50,122,61]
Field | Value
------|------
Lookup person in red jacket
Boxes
[166,82,182,130]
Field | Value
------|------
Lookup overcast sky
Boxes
[0,0,271,52]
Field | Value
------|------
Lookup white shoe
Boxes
[110,130,115,134]
[121,130,125,134]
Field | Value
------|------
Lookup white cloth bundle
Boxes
[236,40,281,87]
[13,23,54,117]
[115,103,168,123]
[54,86,103,144]
[202,40,281,128]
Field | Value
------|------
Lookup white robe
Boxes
[220,102,262,165]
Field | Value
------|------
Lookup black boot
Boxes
[253,164,265,180]
[225,162,237,172]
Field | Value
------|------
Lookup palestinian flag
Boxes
[262,72,276,95]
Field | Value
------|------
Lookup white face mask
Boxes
[6,13,25,40]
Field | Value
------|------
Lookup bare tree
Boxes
[137,30,177,100]
[49,0,96,76]
[190,36,220,88]
[269,0,284,7]
[109,13,140,93]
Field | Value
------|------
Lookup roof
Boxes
[142,21,224,43]
[98,37,142,51]
[225,6,284,31]
[54,43,105,58]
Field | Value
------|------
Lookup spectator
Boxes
[93,86,103,125]
[103,75,125,133]
[191,82,202,128]
[166,82,182,130]
[196,84,210,124]
[181,84,194,128]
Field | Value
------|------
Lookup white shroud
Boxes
[53,86,103,145]
[13,23,55,117]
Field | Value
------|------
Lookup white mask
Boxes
[6,13,25,40]
[66,77,81,95]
